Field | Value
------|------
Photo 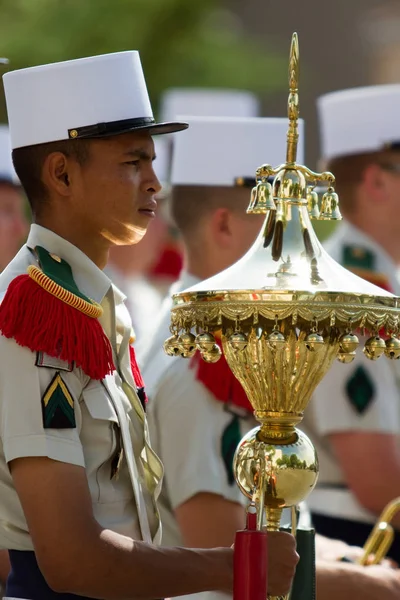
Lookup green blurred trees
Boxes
[0,0,286,119]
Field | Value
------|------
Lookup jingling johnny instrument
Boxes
[164,32,400,600]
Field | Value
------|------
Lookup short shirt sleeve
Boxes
[310,347,400,436]
[148,359,254,510]
[0,335,85,466]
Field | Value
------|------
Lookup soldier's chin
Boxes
[103,223,147,246]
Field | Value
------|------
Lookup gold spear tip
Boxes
[288,33,299,91]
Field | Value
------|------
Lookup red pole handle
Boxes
[233,528,268,600]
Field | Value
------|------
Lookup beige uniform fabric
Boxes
[0,224,163,553]
[303,222,400,523]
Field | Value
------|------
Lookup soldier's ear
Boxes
[42,152,72,198]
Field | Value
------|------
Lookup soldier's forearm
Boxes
[316,561,400,600]
[45,527,232,600]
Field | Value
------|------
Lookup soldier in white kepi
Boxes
[0,53,298,600]
[144,116,302,600]
[143,113,400,600]
[304,85,400,562]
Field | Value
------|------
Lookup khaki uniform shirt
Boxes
[303,222,400,523]
[0,224,163,551]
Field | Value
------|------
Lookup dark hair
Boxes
[12,139,90,217]
[171,185,250,237]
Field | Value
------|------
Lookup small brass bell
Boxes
[247,185,258,213]
[306,188,320,219]
[385,336,400,360]
[178,332,197,358]
[305,331,324,352]
[329,190,342,220]
[229,331,248,351]
[201,343,222,363]
[163,335,182,357]
[337,350,356,364]
[363,336,386,360]
[268,329,286,350]
[339,332,359,353]
[195,332,216,352]
[249,180,276,214]
[319,188,333,220]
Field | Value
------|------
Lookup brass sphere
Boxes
[268,330,286,350]
[385,336,400,360]
[233,426,318,508]
[229,331,248,352]
[178,332,197,358]
[305,332,324,352]
[363,336,386,361]
[339,332,359,353]
[163,335,182,357]
[201,344,222,364]
[195,332,216,352]
[337,350,356,364]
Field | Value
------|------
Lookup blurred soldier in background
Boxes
[144,111,400,600]
[305,85,400,562]
[0,125,28,272]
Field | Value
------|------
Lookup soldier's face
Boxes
[72,131,162,245]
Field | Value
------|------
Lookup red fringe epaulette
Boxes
[0,267,115,381]
[190,339,252,414]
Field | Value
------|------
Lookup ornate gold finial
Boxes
[247,32,342,222]
[286,32,299,164]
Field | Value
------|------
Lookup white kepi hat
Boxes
[0,125,18,184]
[3,51,188,150]
[171,116,304,187]
[153,137,170,186]
[318,84,400,162]
[161,88,260,121]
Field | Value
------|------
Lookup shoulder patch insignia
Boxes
[345,365,375,414]
[343,245,375,271]
[221,414,241,485]
[342,245,392,292]
[36,352,73,372]
[42,372,76,429]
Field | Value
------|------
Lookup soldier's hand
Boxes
[267,531,299,597]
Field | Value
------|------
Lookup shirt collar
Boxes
[27,224,112,304]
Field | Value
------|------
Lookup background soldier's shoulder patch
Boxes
[345,365,375,414]
[42,372,76,429]
[343,245,375,270]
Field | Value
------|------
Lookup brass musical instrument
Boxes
[359,498,400,566]
[165,32,400,600]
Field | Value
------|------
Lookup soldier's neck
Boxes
[34,216,110,270]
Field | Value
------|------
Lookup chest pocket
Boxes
[80,382,122,502]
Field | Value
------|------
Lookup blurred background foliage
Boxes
[0,0,287,119]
